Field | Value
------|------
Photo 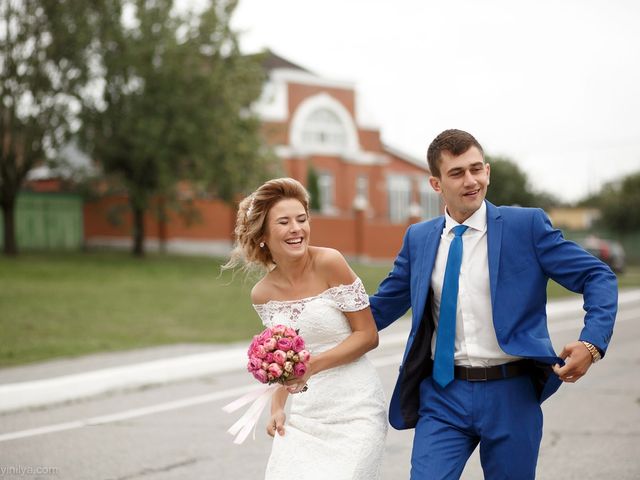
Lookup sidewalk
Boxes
[2,289,638,413]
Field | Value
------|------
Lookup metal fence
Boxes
[0,192,83,250]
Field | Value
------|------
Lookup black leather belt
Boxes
[454,359,533,382]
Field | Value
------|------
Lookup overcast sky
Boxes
[229,0,640,202]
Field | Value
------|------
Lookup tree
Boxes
[485,156,536,207]
[598,171,640,233]
[0,0,96,255]
[531,190,564,211]
[80,0,271,256]
[484,156,561,209]
[306,165,321,211]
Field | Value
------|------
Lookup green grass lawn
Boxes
[1,252,637,367]
[0,252,394,367]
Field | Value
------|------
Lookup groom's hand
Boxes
[552,341,593,382]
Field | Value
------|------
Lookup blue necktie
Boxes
[433,224,469,388]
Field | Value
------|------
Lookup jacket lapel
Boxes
[413,218,445,329]
[486,201,502,307]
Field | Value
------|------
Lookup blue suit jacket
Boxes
[370,201,618,430]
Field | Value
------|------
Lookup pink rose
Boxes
[277,337,293,351]
[254,345,267,359]
[293,362,307,377]
[264,337,277,351]
[248,356,262,371]
[257,328,273,343]
[272,325,286,336]
[284,327,297,337]
[264,352,274,364]
[247,338,258,355]
[297,350,310,362]
[252,369,268,383]
[268,363,283,379]
[292,336,305,352]
[273,350,287,366]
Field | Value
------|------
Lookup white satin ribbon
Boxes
[222,384,280,444]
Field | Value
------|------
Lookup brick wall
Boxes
[83,194,414,261]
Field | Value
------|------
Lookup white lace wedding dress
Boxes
[253,277,388,480]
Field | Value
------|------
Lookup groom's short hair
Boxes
[427,129,484,178]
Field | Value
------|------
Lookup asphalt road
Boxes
[1,293,639,479]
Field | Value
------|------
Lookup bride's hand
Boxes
[285,367,312,394]
[267,410,286,437]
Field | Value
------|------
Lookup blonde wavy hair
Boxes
[222,177,311,273]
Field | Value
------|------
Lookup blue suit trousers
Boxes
[411,375,543,480]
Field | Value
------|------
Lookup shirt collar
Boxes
[444,201,487,235]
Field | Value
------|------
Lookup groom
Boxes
[370,129,618,479]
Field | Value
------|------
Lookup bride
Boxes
[224,177,388,479]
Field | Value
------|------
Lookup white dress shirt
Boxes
[430,201,521,367]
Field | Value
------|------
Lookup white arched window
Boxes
[289,93,359,155]
[301,108,347,149]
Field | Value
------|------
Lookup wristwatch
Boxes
[581,341,602,363]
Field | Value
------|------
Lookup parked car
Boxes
[579,235,626,273]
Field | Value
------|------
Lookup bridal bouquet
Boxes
[246,325,311,385]
[223,325,311,444]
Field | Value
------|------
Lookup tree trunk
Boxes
[157,196,167,254]
[1,197,18,256]
[131,203,145,257]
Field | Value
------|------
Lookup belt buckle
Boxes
[466,367,488,382]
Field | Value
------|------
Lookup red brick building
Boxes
[85,53,441,260]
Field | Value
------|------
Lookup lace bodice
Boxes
[253,276,369,319]
[253,277,370,351]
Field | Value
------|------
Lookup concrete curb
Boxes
[0,348,248,412]
[2,290,638,413]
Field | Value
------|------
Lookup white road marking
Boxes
[0,386,254,442]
